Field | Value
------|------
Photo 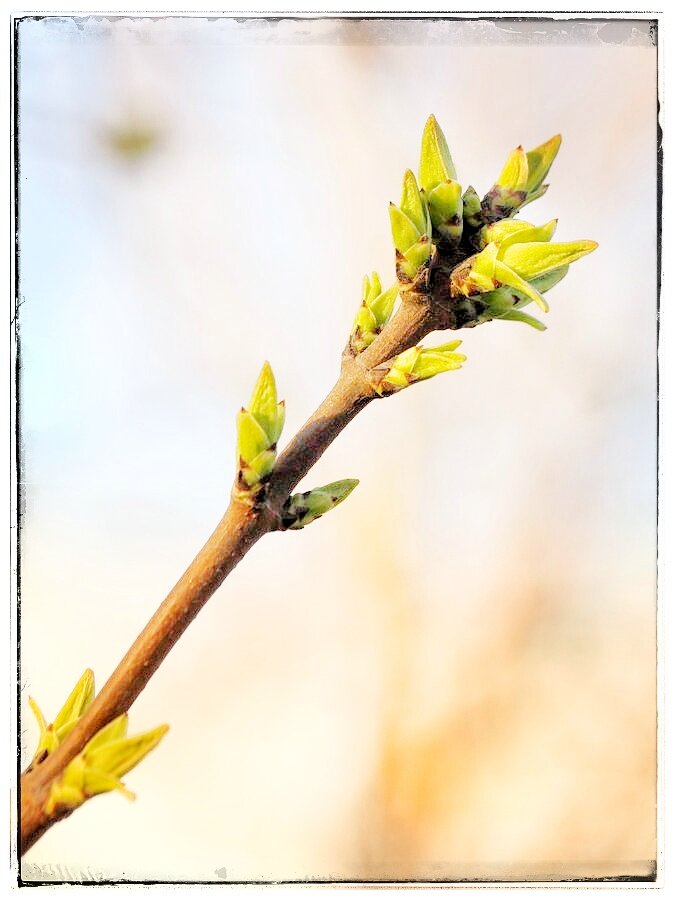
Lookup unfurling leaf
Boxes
[45,719,169,815]
[372,341,466,395]
[500,240,598,280]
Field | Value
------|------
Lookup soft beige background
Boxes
[18,16,657,883]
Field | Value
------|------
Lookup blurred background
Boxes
[17,16,657,882]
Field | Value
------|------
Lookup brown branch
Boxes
[20,296,437,854]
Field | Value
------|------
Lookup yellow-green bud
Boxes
[389,170,432,286]
[350,273,399,354]
[235,362,285,493]
[462,185,483,229]
[483,134,562,221]
[419,114,457,189]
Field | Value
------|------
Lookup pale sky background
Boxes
[17,16,657,883]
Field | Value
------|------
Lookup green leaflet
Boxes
[497,309,547,331]
[52,669,95,738]
[400,169,428,235]
[493,259,549,313]
[501,240,598,280]
[526,134,562,193]
[528,265,569,294]
[86,725,169,780]
[376,341,466,394]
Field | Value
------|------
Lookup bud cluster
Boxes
[28,669,95,767]
[27,669,168,816]
[46,714,168,815]
[234,364,359,530]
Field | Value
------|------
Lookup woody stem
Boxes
[20,296,436,855]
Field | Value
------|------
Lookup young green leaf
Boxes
[501,240,598,280]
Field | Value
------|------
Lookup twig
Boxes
[19,298,435,854]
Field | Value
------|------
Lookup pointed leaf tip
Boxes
[526,134,562,193]
[498,146,529,191]
[399,169,427,235]
[419,114,457,190]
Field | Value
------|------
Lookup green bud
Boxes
[281,479,359,530]
[427,179,463,242]
[483,134,562,221]
[236,362,285,492]
[462,186,483,229]
[28,669,95,766]
[46,720,169,815]
[350,273,399,354]
[419,114,457,191]
[372,340,466,395]
[389,204,423,255]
